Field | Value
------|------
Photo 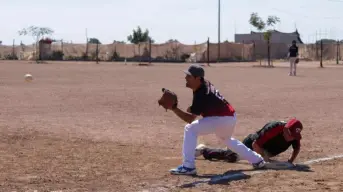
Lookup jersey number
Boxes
[210,84,228,103]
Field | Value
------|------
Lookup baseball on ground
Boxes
[24,74,33,82]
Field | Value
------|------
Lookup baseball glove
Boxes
[295,58,299,64]
[202,148,239,163]
[158,88,178,111]
[225,153,239,163]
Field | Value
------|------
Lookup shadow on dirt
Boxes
[178,164,312,188]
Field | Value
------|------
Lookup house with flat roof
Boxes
[235,30,304,44]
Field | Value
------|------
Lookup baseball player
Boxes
[288,40,299,76]
[196,118,303,164]
[168,64,266,175]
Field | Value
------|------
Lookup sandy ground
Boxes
[0,60,343,191]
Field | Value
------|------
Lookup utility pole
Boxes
[320,39,323,68]
[217,0,221,63]
[85,28,89,60]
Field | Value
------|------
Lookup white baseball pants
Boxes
[289,57,297,75]
[182,113,264,168]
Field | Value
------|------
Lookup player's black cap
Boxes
[183,64,205,77]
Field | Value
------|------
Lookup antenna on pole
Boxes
[217,0,221,62]
[86,28,88,41]
[85,28,89,60]
[234,21,236,34]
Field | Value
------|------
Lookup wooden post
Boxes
[61,39,64,56]
[337,40,339,64]
[139,43,141,64]
[339,41,341,64]
[38,40,42,62]
[149,38,152,64]
[242,40,245,62]
[316,41,319,60]
[267,38,271,66]
[12,39,15,59]
[252,40,256,62]
[320,40,323,68]
[207,37,210,66]
[259,33,262,66]
[96,41,99,64]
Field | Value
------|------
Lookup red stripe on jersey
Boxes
[255,125,284,147]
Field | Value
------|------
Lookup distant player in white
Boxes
[168,64,266,175]
[288,40,299,76]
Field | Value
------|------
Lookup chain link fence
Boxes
[0,39,341,64]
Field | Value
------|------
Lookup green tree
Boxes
[127,26,154,59]
[127,26,154,44]
[88,38,101,44]
[249,13,280,66]
[18,26,54,61]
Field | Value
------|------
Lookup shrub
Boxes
[111,50,120,61]
[82,52,89,61]
[181,53,190,61]
[4,54,18,60]
[50,50,64,60]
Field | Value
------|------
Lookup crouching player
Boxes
[196,118,303,164]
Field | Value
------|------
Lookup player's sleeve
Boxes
[189,94,204,115]
[291,139,301,150]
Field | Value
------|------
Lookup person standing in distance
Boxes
[169,64,266,175]
[288,40,299,76]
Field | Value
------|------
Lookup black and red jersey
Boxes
[189,80,235,117]
[252,121,301,156]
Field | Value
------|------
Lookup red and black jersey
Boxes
[189,80,235,117]
[253,121,301,156]
[201,120,302,161]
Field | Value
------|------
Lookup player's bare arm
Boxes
[172,107,197,124]
[288,148,300,163]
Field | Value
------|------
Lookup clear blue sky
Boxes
[1,0,342,45]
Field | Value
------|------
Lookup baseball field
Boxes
[1,60,343,192]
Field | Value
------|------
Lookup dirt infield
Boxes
[1,60,343,191]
